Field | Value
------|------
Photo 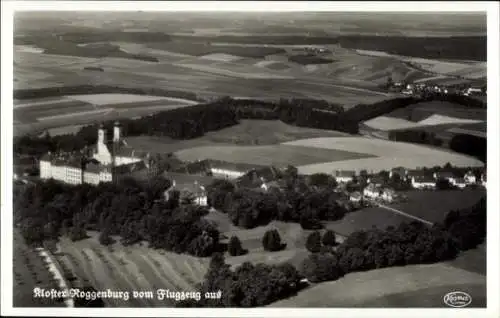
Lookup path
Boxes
[370,201,434,226]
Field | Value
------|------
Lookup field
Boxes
[13,231,64,307]
[13,94,197,136]
[269,245,486,307]
[174,144,374,168]
[355,49,486,81]
[283,137,484,174]
[14,40,400,108]
[125,120,351,154]
[390,189,486,224]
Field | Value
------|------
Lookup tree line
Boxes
[14,176,220,257]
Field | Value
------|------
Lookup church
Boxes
[40,122,160,185]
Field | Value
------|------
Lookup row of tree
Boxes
[389,130,486,163]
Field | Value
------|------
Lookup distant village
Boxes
[387,79,487,97]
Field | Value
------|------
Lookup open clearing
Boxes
[284,137,484,174]
[174,144,374,167]
[270,246,486,307]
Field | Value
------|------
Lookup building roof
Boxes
[237,166,280,188]
[435,171,456,179]
[350,191,362,198]
[407,169,426,178]
[413,176,436,183]
[369,176,385,185]
[163,172,215,189]
[364,183,382,192]
[391,167,407,175]
[334,170,356,178]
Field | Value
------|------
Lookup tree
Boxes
[99,229,115,246]
[262,229,285,252]
[228,235,247,256]
[309,173,337,189]
[322,230,337,246]
[436,178,453,190]
[306,231,322,253]
[300,252,343,283]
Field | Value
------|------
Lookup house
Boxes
[464,171,477,184]
[433,171,457,185]
[454,178,467,189]
[411,176,436,189]
[481,173,487,188]
[381,188,396,203]
[390,167,408,180]
[363,184,382,199]
[162,172,214,206]
[349,191,362,203]
[334,170,356,183]
[465,87,483,96]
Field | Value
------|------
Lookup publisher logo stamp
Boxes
[443,291,472,308]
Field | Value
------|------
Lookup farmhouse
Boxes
[389,167,408,180]
[481,173,487,188]
[176,159,266,180]
[163,172,213,206]
[433,171,457,185]
[363,184,382,199]
[350,191,363,203]
[411,176,436,189]
[334,170,356,183]
[454,178,467,189]
[236,166,281,189]
[381,188,396,203]
[40,122,160,185]
[464,170,477,184]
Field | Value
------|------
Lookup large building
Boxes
[40,122,160,185]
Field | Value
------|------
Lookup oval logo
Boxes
[443,291,472,308]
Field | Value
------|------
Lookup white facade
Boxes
[411,177,436,189]
[210,168,245,179]
[464,172,477,184]
[363,185,381,199]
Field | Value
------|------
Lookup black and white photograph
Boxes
[1,1,499,317]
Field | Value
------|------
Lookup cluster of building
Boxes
[40,122,161,185]
[330,167,486,204]
[390,81,486,97]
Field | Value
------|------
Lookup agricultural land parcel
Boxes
[13,94,197,136]
[270,245,486,307]
[283,137,484,174]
